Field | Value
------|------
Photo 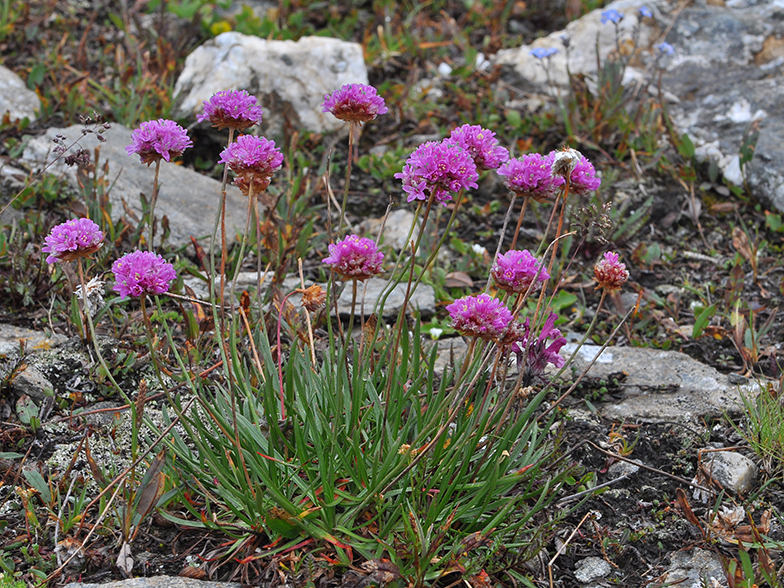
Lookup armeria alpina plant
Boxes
[126,119,192,251]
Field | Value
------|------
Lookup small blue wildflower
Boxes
[639,6,653,18]
[530,47,558,59]
[560,34,571,48]
[601,9,624,24]
[654,42,675,56]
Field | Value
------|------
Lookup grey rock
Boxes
[174,32,368,134]
[360,209,419,252]
[664,548,728,588]
[432,337,469,376]
[9,364,53,401]
[336,278,436,320]
[703,451,758,494]
[574,556,612,584]
[80,401,127,428]
[607,459,641,480]
[0,324,67,357]
[495,0,784,212]
[0,64,40,122]
[64,578,240,588]
[21,125,249,250]
[564,343,760,421]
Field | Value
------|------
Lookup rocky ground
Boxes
[0,0,783,586]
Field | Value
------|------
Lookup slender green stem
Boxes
[139,293,165,389]
[338,124,356,236]
[485,192,517,293]
[148,159,161,252]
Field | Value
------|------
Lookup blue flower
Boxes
[639,6,653,17]
[530,47,558,59]
[654,42,675,56]
[600,9,624,24]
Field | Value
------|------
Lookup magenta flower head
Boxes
[513,313,567,382]
[322,235,384,281]
[445,124,509,172]
[112,251,177,298]
[446,293,513,342]
[219,134,284,195]
[550,148,601,195]
[42,218,104,264]
[497,153,565,202]
[197,90,263,131]
[126,119,193,166]
[395,141,479,206]
[322,83,388,125]
[594,251,629,291]
[491,250,549,294]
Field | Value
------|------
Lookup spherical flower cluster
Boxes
[491,250,550,294]
[550,148,601,195]
[197,90,263,130]
[322,83,388,125]
[395,141,479,206]
[126,119,193,166]
[601,9,623,24]
[219,134,284,195]
[322,235,384,281]
[497,153,565,201]
[112,250,177,298]
[446,293,513,342]
[594,251,629,291]
[445,124,509,172]
[530,47,558,59]
[655,42,675,56]
[42,218,104,264]
[513,313,567,382]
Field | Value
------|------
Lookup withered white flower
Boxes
[551,147,582,180]
[75,276,105,317]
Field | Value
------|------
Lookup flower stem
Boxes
[338,123,356,236]
[148,159,161,252]
[509,197,529,251]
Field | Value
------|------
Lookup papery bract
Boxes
[446,293,513,342]
[112,250,177,298]
[197,90,263,130]
[322,235,384,281]
[322,83,388,124]
[219,134,284,195]
[126,119,192,165]
[491,250,549,294]
[550,148,601,195]
[594,251,629,291]
[42,218,104,264]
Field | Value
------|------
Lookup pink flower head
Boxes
[112,251,177,298]
[394,141,479,206]
[497,153,565,201]
[197,90,263,131]
[491,250,549,294]
[219,134,284,195]
[42,218,104,264]
[322,235,384,281]
[594,251,629,291]
[549,148,601,195]
[446,293,513,342]
[322,83,388,125]
[126,119,193,166]
[513,313,567,382]
[445,124,509,172]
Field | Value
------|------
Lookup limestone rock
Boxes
[21,125,249,250]
[663,548,727,588]
[494,0,784,213]
[360,209,419,252]
[703,451,758,494]
[336,278,436,320]
[9,364,53,401]
[574,556,613,584]
[0,324,66,357]
[564,343,760,421]
[174,32,368,134]
[0,64,40,122]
